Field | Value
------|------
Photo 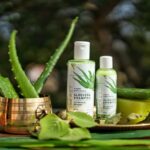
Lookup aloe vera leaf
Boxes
[75,78,93,89]
[117,88,150,99]
[1,136,150,148]
[91,130,150,140]
[20,144,150,150]
[34,17,78,94]
[84,139,150,147]
[74,71,93,89]
[0,75,18,98]
[8,30,39,98]
[77,68,95,84]
[89,70,94,81]
[105,80,117,93]
[74,68,94,89]
[77,67,90,81]
[89,72,95,88]
[105,80,113,88]
[73,77,89,88]
[110,77,116,87]
[74,78,89,88]
[106,84,116,93]
[74,71,87,83]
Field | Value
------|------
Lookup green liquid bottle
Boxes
[96,56,117,119]
[67,41,95,116]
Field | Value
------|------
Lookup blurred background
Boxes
[0,0,150,108]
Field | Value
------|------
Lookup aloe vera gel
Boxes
[96,56,117,119]
[67,41,95,116]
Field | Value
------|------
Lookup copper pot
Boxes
[2,96,52,134]
[0,97,8,129]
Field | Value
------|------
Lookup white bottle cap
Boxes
[74,41,90,60]
[100,56,113,69]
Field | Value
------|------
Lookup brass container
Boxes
[4,96,52,134]
[0,97,8,129]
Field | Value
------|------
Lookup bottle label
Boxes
[96,75,117,117]
[67,62,95,116]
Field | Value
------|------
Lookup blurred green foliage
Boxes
[0,0,150,107]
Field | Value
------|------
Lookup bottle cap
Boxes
[100,56,113,68]
[74,41,90,60]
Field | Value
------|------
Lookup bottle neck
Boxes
[100,56,113,69]
[100,67,113,70]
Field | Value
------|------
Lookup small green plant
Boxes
[0,17,78,98]
[73,67,95,89]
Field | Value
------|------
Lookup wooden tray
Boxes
[91,123,150,131]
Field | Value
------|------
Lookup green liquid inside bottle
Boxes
[96,56,117,119]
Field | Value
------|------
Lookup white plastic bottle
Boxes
[96,56,117,119]
[67,41,95,116]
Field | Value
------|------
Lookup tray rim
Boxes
[91,123,150,131]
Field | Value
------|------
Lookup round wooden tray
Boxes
[91,123,150,131]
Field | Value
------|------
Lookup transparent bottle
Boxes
[67,41,95,116]
[96,56,117,119]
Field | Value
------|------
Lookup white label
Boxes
[67,62,95,116]
[96,75,117,117]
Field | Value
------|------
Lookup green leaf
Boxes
[91,130,150,140]
[68,112,97,128]
[1,136,150,149]
[0,75,18,98]
[38,114,70,140]
[78,67,90,81]
[84,139,150,147]
[2,133,150,149]
[105,77,117,94]
[9,30,38,98]
[61,128,91,141]
[34,17,78,93]
[73,77,89,88]
[73,68,95,89]
[38,113,93,141]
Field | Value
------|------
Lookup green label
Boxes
[96,75,117,118]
